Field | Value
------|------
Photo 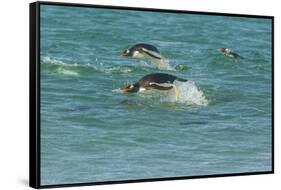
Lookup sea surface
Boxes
[40,5,272,185]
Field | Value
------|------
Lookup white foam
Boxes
[103,66,133,74]
[57,68,80,76]
[42,56,66,65]
[42,56,83,68]
[161,81,209,106]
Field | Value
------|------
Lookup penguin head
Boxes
[121,83,140,93]
[121,45,145,58]
[218,48,231,54]
[121,49,133,57]
[218,48,226,52]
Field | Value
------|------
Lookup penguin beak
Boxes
[218,48,224,52]
[121,50,129,56]
[121,85,132,93]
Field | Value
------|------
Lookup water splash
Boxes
[155,57,189,72]
[161,81,209,106]
[152,58,175,71]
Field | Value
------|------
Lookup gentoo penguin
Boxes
[121,43,161,59]
[121,43,171,69]
[121,73,187,97]
[218,48,243,59]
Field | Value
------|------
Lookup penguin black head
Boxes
[121,83,140,93]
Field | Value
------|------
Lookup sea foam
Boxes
[57,68,80,76]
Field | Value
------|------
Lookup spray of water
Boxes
[160,81,209,106]
[153,58,175,71]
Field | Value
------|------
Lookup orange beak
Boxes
[218,48,225,52]
[121,50,128,56]
[121,85,131,93]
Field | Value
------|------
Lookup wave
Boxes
[56,68,80,76]
[41,56,160,74]
[41,56,189,75]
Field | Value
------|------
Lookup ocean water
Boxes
[40,5,272,185]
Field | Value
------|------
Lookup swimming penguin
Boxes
[121,43,172,69]
[218,48,243,59]
[121,73,187,98]
[121,43,161,59]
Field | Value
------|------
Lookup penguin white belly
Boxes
[139,87,146,92]
[132,51,146,59]
[133,51,165,65]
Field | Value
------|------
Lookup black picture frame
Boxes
[29,1,274,189]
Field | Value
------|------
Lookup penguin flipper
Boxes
[148,82,173,90]
[230,52,244,59]
[141,48,163,60]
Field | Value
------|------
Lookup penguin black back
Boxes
[130,43,160,53]
[138,73,187,87]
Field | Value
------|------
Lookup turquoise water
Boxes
[40,5,272,185]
